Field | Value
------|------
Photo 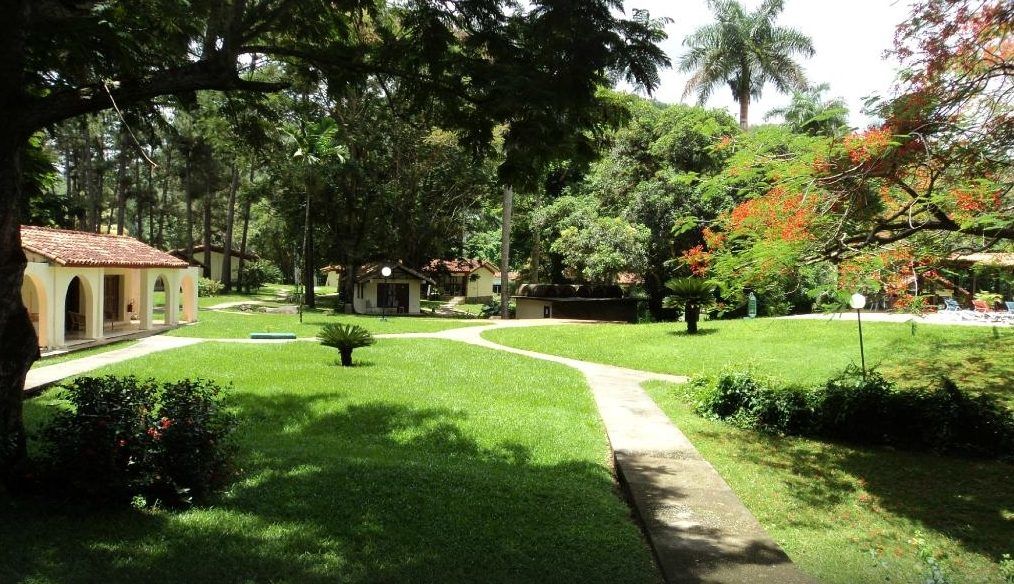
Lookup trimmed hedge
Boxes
[690,367,1014,458]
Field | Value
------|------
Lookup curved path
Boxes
[26,319,813,583]
[384,321,814,583]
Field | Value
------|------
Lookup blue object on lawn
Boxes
[943,298,960,311]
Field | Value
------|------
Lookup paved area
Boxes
[782,310,1010,327]
[25,317,813,582]
[205,300,266,310]
[386,320,814,583]
[25,336,203,393]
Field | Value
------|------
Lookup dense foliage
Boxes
[39,376,237,505]
[691,368,1014,457]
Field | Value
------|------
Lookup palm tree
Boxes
[764,83,849,136]
[318,323,375,367]
[680,0,814,130]
[663,278,716,334]
[281,118,346,309]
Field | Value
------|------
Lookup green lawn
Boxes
[11,340,659,583]
[32,340,139,369]
[484,319,1014,405]
[168,309,488,338]
[645,381,1013,584]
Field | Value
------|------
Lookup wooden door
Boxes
[104,275,121,320]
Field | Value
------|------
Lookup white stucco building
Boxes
[20,226,199,350]
[423,259,499,301]
[169,244,259,282]
[351,262,435,315]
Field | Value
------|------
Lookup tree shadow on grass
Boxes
[2,394,659,584]
[723,428,1013,561]
[667,329,719,337]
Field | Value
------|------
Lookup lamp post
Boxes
[850,292,867,377]
[380,266,392,321]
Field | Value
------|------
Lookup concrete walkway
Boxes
[782,310,1010,327]
[384,320,814,583]
[25,335,203,393]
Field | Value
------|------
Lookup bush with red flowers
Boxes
[40,376,237,505]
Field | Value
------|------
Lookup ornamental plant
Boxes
[663,277,716,334]
[40,376,237,505]
[318,323,375,366]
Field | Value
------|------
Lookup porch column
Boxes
[86,270,104,340]
[164,272,180,325]
[139,269,154,330]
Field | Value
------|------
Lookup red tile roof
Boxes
[21,226,188,269]
[424,258,497,275]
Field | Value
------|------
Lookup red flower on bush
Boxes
[159,417,173,430]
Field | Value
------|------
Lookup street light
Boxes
[850,292,867,377]
[380,266,392,321]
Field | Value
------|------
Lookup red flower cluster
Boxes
[843,127,894,165]
[728,186,814,243]
[681,245,713,276]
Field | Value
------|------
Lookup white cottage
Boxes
[169,244,259,282]
[351,262,435,315]
[423,258,500,301]
[20,226,200,349]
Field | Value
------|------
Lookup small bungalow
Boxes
[20,226,200,349]
[320,264,341,289]
[423,258,499,301]
[169,244,259,282]
[513,283,637,322]
[351,262,435,315]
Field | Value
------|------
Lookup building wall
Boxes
[466,268,498,302]
[325,271,340,288]
[351,278,422,314]
[516,298,553,319]
[20,262,198,349]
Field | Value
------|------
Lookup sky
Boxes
[621,0,914,129]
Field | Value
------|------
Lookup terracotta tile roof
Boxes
[356,261,436,285]
[21,225,188,269]
[423,258,497,275]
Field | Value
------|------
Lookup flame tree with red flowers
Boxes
[699,1,1012,311]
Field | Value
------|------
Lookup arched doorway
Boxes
[21,275,49,348]
[64,275,94,341]
[153,274,167,324]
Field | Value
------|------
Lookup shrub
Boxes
[240,259,283,292]
[40,376,237,505]
[197,277,224,296]
[318,323,375,366]
[692,368,1014,457]
[480,298,516,319]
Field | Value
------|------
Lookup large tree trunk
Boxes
[0,147,38,482]
[221,163,238,292]
[499,185,513,319]
[302,192,315,308]
[114,126,128,235]
[202,188,212,279]
[238,196,251,293]
[185,156,194,263]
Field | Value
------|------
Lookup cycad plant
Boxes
[318,323,375,367]
[663,278,717,334]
